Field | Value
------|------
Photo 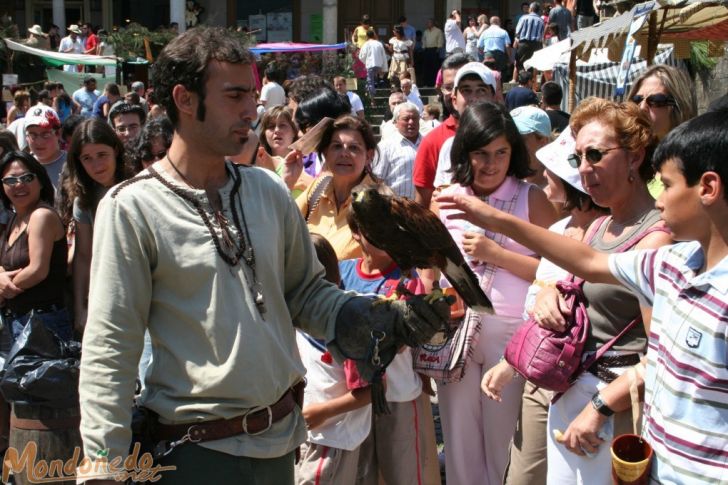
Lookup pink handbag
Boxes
[503,215,667,394]
[504,277,590,393]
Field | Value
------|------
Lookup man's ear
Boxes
[172,84,196,119]
[699,171,724,207]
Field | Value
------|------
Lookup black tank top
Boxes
[0,209,67,315]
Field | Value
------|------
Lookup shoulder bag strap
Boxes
[305,174,333,223]
[569,215,609,286]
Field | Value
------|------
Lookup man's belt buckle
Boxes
[242,406,273,436]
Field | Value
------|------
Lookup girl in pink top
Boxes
[435,102,557,485]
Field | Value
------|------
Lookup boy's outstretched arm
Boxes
[436,193,617,284]
[303,387,372,430]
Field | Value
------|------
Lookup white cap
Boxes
[535,127,585,193]
[454,62,497,92]
[24,105,60,131]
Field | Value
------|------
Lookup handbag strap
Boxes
[578,313,642,375]
[304,174,333,223]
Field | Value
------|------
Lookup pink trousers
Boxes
[437,314,525,485]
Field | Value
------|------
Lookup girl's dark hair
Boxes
[0,151,55,210]
[294,87,351,133]
[260,106,299,154]
[450,101,533,186]
[310,233,341,285]
[66,118,128,211]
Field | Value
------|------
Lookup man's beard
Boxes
[439,92,459,120]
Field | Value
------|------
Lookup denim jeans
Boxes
[7,307,72,343]
[366,67,381,97]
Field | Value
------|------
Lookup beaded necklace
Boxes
[148,161,267,316]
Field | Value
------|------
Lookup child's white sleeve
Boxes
[608,248,660,307]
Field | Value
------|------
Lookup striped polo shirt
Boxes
[515,13,544,42]
[609,241,728,484]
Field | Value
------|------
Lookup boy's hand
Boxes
[302,402,330,430]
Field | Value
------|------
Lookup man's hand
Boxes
[557,403,608,456]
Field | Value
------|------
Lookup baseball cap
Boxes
[511,106,551,138]
[24,105,61,131]
[454,62,497,91]
[536,127,584,193]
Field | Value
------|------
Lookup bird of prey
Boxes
[350,183,493,314]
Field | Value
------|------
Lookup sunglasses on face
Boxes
[567,146,622,168]
[2,172,36,186]
[630,93,675,108]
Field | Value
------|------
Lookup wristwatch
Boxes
[590,392,615,417]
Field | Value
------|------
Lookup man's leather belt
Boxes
[153,387,298,443]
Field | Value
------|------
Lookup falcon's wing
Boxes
[388,197,493,314]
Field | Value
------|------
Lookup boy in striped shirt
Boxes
[436,109,728,484]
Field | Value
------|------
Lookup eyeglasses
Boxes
[630,93,675,108]
[26,130,55,141]
[115,124,140,134]
[567,146,622,168]
[2,172,36,186]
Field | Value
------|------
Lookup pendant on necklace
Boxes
[253,282,266,315]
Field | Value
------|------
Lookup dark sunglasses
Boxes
[630,93,675,108]
[2,172,36,186]
[567,147,622,168]
[141,150,167,162]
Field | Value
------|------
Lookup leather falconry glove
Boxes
[328,292,452,414]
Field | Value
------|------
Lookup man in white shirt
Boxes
[333,76,365,119]
[260,64,287,110]
[358,31,388,97]
[58,24,84,72]
[444,9,466,56]
[380,91,406,141]
[400,78,423,114]
[373,102,421,199]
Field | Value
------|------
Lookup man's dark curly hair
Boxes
[150,26,253,127]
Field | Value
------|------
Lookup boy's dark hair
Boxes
[517,70,533,85]
[264,63,283,84]
[441,52,471,72]
[150,26,253,127]
[309,233,341,285]
[105,82,120,96]
[366,30,376,39]
[541,81,563,106]
[61,114,85,142]
[38,90,51,103]
[0,130,19,154]
[109,102,147,127]
[450,101,533,186]
[653,109,728,201]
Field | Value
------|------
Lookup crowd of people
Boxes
[0,21,726,485]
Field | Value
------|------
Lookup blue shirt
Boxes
[478,25,511,53]
[402,24,417,43]
[72,88,100,117]
[92,95,108,118]
[515,13,544,42]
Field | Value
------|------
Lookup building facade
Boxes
[9,0,527,43]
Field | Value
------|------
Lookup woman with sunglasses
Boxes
[65,119,129,333]
[0,150,79,485]
[437,98,672,485]
[132,115,173,173]
[627,65,696,141]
